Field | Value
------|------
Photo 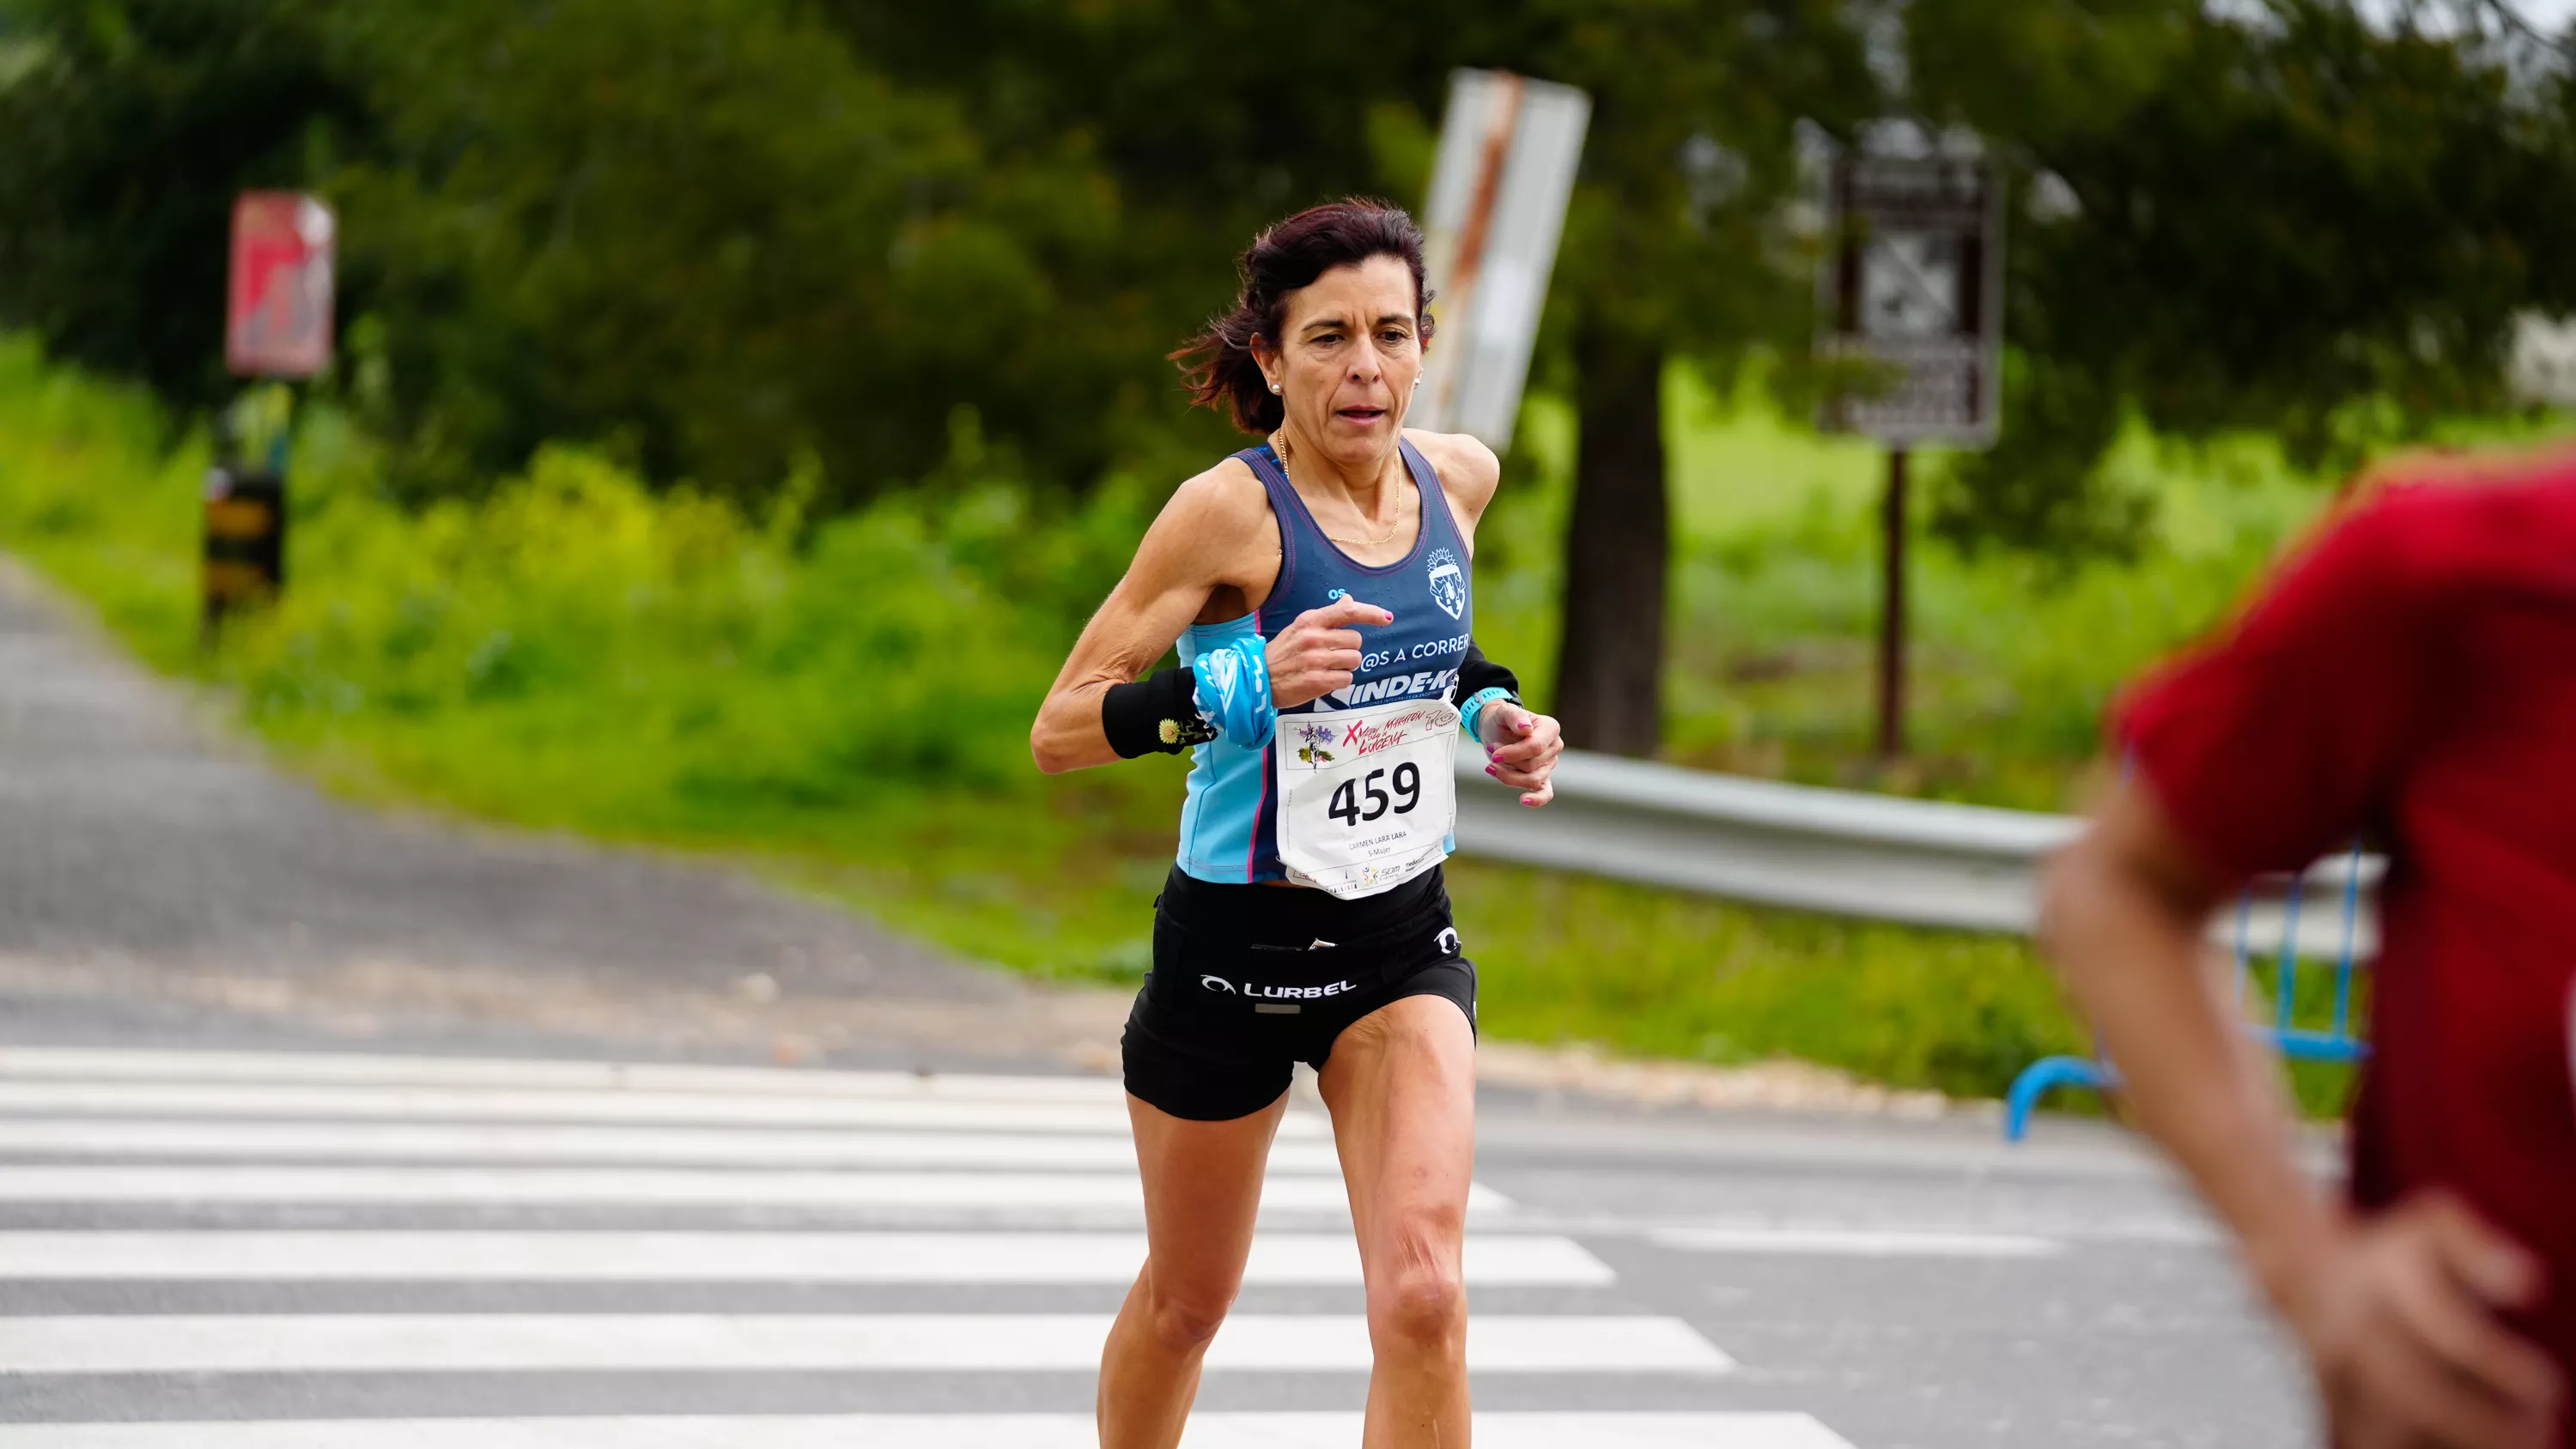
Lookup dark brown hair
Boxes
[1172,198,1436,435]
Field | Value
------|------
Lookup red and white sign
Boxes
[1414,70,1589,452]
[226,192,336,378]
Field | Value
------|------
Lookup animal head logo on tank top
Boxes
[1426,547,1466,621]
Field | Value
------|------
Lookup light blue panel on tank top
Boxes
[1173,437,1473,884]
[1174,613,1273,883]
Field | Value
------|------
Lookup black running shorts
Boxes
[1121,864,1478,1123]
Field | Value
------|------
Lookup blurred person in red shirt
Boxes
[2043,447,2576,1448]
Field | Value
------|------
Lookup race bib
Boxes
[1274,696,1460,900]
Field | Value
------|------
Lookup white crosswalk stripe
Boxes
[0,1117,1350,1171]
[0,1162,1502,1211]
[0,1313,1736,1373]
[0,1413,1861,1448]
[0,1046,1860,1447]
[0,1080,1186,1135]
[0,1230,1618,1283]
[0,1048,1147,1098]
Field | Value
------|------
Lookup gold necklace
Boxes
[1272,429,1406,549]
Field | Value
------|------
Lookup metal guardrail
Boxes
[1451,749,2382,958]
[2006,838,2375,1138]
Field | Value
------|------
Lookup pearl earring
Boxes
[1269,382,1281,394]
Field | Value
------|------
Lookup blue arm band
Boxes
[1190,635,1275,747]
[1459,686,1515,745]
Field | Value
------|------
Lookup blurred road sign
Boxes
[1817,153,2002,446]
[1414,70,1589,452]
[2508,312,2576,407]
[226,192,335,378]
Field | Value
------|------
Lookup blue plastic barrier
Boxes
[2004,843,2370,1142]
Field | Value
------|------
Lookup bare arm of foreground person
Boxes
[2044,783,2562,1449]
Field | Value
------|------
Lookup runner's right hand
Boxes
[2282,1192,2561,1449]
[1268,597,1390,709]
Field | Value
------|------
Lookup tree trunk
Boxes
[1552,319,1668,757]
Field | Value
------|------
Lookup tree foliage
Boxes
[325,0,1140,504]
[816,0,1506,463]
[1527,1,1877,753]
[0,0,1882,514]
[0,0,1163,504]
[5,0,2576,742]
[0,0,363,410]
[1909,0,2576,557]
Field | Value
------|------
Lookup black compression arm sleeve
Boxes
[1459,639,1521,701]
[1102,666,1215,758]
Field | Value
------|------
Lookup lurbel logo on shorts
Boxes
[1426,547,1466,621]
[1201,976,1358,999]
[1437,927,1461,957]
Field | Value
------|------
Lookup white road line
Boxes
[1652,1227,2066,1259]
[0,1165,1520,1212]
[0,1412,1848,1448]
[0,1313,1732,1373]
[0,1047,1130,1103]
[0,1081,1336,1137]
[0,1117,1345,1173]
[0,1230,1613,1285]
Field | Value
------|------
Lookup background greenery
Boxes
[9,0,2561,1113]
[0,331,2391,1109]
[10,0,2573,752]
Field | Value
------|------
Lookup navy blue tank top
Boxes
[1175,437,1473,883]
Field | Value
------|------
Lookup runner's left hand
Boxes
[1480,704,1563,808]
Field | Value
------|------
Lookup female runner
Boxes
[1031,198,1564,1448]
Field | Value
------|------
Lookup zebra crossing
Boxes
[0,1046,1859,1446]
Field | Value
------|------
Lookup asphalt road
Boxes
[0,560,1117,1070]
[0,564,2318,1447]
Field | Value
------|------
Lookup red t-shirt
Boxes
[2117,459,2576,1426]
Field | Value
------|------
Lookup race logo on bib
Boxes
[1287,720,1340,767]
[1426,547,1466,621]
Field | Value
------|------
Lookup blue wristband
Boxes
[1459,686,1514,745]
[1190,636,1275,747]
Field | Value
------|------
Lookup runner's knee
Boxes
[1365,1234,1466,1354]
[1142,1268,1236,1354]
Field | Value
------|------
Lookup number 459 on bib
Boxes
[1327,761,1425,826]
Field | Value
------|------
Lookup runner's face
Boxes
[1262,256,1424,464]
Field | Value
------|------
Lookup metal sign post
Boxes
[210,191,335,636]
[1817,147,2003,759]
[1413,69,1589,452]
[1879,447,1909,761]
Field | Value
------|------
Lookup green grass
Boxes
[1481,367,2344,810]
[0,336,206,668]
[1449,862,2082,1094]
[0,331,2391,1105]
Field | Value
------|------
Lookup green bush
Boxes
[0,334,204,664]
[232,440,1094,823]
